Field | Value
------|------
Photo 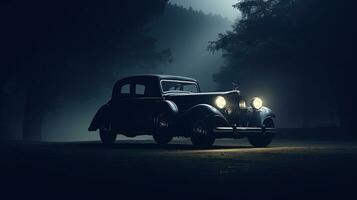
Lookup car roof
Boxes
[119,74,198,82]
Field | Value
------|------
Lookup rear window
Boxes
[120,84,130,94]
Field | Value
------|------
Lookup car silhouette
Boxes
[89,74,276,147]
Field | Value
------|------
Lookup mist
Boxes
[32,4,231,141]
[2,2,357,197]
[1,0,356,142]
[170,0,239,21]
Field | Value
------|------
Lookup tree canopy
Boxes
[209,0,357,129]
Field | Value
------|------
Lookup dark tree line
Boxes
[0,0,170,140]
[210,0,357,130]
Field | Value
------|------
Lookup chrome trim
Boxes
[130,97,162,100]
[213,127,233,133]
[116,96,162,100]
[213,127,276,133]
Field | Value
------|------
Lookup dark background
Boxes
[1,1,357,198]
[1,0,356,140]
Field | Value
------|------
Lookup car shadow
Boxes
[65,141,253,151]
[4,140,279,151]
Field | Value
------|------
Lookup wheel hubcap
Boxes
[193,121,208,136]
[194,126,206,135]
[159,120,169,128]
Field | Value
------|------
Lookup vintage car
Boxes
[88,75,276,147]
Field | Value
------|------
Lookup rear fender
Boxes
[159,100,179,117]
[154,100,179,133]
[156,100,179,121]
[88,103,110,131]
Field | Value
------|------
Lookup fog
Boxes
[41,5,232,141]
[170,0,239,21]
[2,0,354,142]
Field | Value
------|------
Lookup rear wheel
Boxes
[190,117,215,147]
[99,129,117,145]
[153,134,172,145]
[248,118,275,147]
[153,113,173,145]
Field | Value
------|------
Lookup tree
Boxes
[1,0,170,140]
[209,0,357,129]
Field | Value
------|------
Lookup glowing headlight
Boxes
[215,96,226,109]
[251,97,263,110]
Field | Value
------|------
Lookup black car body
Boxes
[89,74,276,147]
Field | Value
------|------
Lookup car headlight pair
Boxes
[215,96,247,110]
[215,96,263,110]
[238,98,263,110]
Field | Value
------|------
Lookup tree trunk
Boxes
[22,90,45,141]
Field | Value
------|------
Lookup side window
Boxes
[121,84,130,94]
[135,84,146,95]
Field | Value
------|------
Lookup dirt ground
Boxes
[1,139,356,199]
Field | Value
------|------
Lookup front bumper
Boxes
[213,126,277,139]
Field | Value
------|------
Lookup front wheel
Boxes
[248,118,275,147]
[99,130,117,145]
[190,117,215,147]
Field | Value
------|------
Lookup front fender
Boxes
[247,106,276,126]
[182,104,230,127]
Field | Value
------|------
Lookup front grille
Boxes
[223,95,248,127]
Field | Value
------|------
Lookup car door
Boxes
[131,81,161,133]
[111,81,133,132]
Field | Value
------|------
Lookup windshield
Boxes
[161,80,199,93]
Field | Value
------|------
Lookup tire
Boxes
[153,113,173,145]
[248,118,275,147]
[190,117,215,147]
[99,129,117,145]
